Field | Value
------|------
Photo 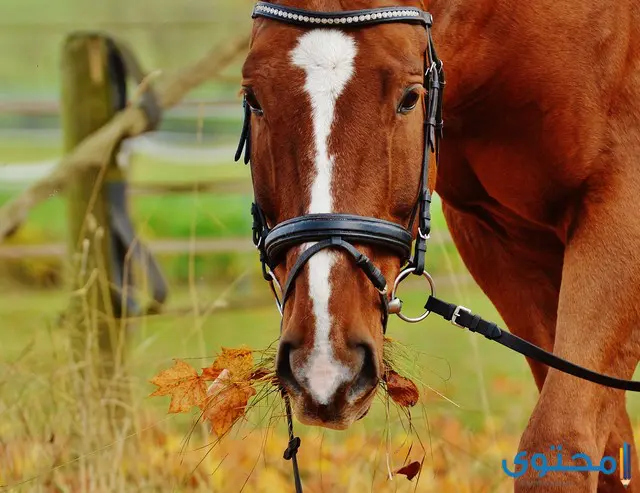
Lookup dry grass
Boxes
[0,284,522,493]
[0,217,531,493]
[0,343,520,493]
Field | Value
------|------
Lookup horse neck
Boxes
[428,0,507,107]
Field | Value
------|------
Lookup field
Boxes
[2,2,640,491]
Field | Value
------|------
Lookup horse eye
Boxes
[397,87,421,114]
[244,90,264,116]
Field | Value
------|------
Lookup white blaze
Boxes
[290,30,357,405]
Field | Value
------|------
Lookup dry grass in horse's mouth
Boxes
[150,342,423,435]
[147,343,431,483]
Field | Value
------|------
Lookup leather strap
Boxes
[235,97,252,165]
[280,237,389,331]
[425,297,640,392]
[283,395,303,493]
[107,182,168,315]
[103,39,168,316]
[253,2,432,27]
[106,37,162,131]
[408,29,444,276]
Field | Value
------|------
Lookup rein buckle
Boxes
[451,305,471,328]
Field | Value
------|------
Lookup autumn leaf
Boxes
[203,370,257,437]
[384,370,419,407]
[201,347,253,381]
[149,359,207,413]
[394,461,422,481]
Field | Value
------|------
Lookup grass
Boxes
[0,135,62,163]
[0,270,534,492]
[0,135,463,287]
[4,261,639,491]
[0,189,449,242]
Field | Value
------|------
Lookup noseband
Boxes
[236,1,445,331]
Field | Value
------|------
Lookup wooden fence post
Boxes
[61,33,131,421]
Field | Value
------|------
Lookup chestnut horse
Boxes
[240,0,640,491]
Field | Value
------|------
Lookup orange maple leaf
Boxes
[201,347,254,382]
[203,370,257,437]
[384,369,420,407]
[394,461,422,481]
[149,359,207,413]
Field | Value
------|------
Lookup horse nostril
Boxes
[349,343,379,400]
[276,342,302,393]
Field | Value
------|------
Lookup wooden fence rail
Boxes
[0,34,251,241]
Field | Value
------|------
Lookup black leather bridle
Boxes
[236,2,445,332]
[236,6,441,490]
[236,3,640,492]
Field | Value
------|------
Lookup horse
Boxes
[238,1,640,491]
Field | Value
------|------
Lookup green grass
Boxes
[0,276,534,434]
[0,191,449,242]
[130,159,247,184]
[0,188,249,240]
[0,137,460,289]
[8,271,639,437]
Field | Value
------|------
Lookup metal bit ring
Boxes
[390,267,435,323]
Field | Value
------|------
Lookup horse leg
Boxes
[443,199,638,492]
[514,175,640,493]
[598,405,638,492]
[442,202,562,390]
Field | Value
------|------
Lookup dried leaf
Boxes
[150,359,207,413]
[394,461,422,481]
[384,370,419,407]
[203,370,256,437]
[202,347,254,381]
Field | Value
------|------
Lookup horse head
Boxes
[239,0,435,429]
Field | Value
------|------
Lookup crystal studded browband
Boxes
[252,1,433,27]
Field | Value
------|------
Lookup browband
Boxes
[252,2,433,27]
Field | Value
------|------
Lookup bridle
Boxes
[236,6,441,490]
[236,1,445,331]
[235,3,640,493]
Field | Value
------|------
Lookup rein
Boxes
[236,2,640,492]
